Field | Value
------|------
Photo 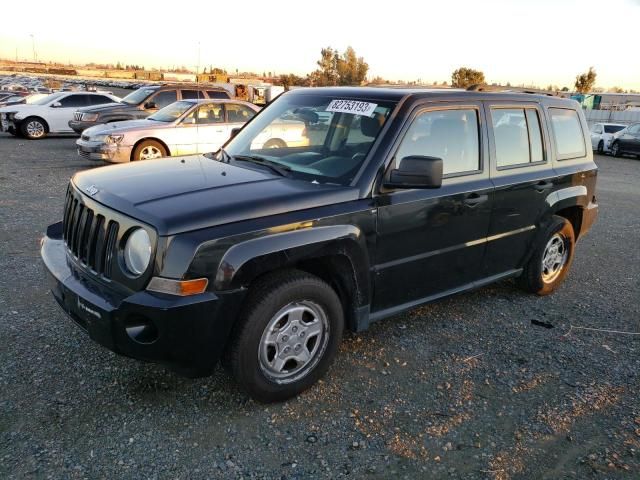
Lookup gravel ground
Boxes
[1,133,639,480]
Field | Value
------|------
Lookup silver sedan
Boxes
[76,99,260,163]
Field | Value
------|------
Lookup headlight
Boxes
[124,228,151,276]
[91,134,123,144]
[82,113,99,122]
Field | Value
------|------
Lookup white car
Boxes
[0,91,120,139]
[589,122,626,154]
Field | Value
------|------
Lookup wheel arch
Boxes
[211,226,371,332]
[21,115,49,133]
[131,137,171,161]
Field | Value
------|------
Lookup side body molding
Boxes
[546,185,588,208]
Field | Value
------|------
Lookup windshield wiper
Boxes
[233,155,291,177]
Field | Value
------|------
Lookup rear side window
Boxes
[549,108,586,160]
[395,108,480,176]
[181,90,203,100]
[59,94,91,108]
[88,95,113,105]
[150,90,177,109]
[207,90,229,99]
[604,125,624,134]
[491,108,544,168]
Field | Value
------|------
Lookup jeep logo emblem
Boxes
[85,185,99,196]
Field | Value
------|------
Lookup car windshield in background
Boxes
[222,95,396,185]
[32,92,66,106]
[604,125,625,134]
[148,101,193,122]
[121,88,156,105]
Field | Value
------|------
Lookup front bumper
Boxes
[76,138,132,163]
[41,222,246,377]
[69,120,98,134]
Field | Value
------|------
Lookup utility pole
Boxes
[30,34,36,62]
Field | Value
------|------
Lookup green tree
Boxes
[279,73,307,90]
[574,67,597,93]
[309,46,368,86]
[451,67,485,88]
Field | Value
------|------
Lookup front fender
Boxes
[213,225,368,292]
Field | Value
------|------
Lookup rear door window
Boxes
[88,95,113,105]
[491,107,545,168]
[59,94,91,108]
[207,90,230,99]
[181,90,203,100]
[549,108,586,160]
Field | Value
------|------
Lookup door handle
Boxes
[463,193,488,206]
[533,181,553,192]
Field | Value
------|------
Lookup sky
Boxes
[2,0,640,89]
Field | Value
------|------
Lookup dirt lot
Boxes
[1,132,639,479]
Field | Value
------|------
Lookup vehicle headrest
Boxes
[360,113,384,137]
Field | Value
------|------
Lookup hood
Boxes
[76,102,134,114]
[83,119,156,137]
[72,155,359,235]
[0,104,36,114]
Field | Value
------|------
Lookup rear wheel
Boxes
[224,270,344,403]
[132,140,167,161]
[20,117,47,139]
[518,216,575,296]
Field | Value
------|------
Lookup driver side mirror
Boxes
[383,156,443,189]
[50,101,62,108]
[229,127,241,140]
[144,101,157,110]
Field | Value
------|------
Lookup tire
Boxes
[224,269,344,403]
[611,141,622,158]
[20,117,48,139]
[263,138,287,149]
[597,140,604,154]
[518,216,575,296]
[132,139,167,161]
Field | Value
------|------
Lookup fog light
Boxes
[125,315,158,344]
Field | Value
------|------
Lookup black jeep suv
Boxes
[42,87,598,402]
[68,84,231,133]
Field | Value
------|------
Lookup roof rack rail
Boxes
[466,84,558,96]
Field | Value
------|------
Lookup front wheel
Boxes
[611,141,622,157]
[132,140,167,161]
[597,140,604,154]
[263,138,287,149]
[20,117,47,139]
[518,216,575,296]
[224,270,344,402]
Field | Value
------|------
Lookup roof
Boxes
[288,86,576,105]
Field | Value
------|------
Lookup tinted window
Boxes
[88,95,113,105]
[549,108,586,159]
[58,94,90,108]
[226,103,256,123]
[150,90,177,109]
[196,103,224,124]
[207,90,230,99]
[604,125,625,134]
[628,124,640,134]
[492,109,529,167]
[396,109,480,175]
[181,90,202,100]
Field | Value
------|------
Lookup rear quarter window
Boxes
[549,108,586,160]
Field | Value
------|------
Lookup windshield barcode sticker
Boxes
[326,100,378,117]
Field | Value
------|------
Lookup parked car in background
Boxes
[77,99,260,162]
[610,122,640,158]
[0,93,48,108]
[69,85,232,134]
[0,91,120,139]
[589,122,626,153]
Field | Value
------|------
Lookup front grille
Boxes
[62,188,119,278]
[78,149,91,159]
[74,112,83,121]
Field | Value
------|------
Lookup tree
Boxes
[609,86,625,93]
[279,73,307,90]
[309,46,369,86]
[574,67,597,93]
[451,67,485,88]
[561,86,570,92]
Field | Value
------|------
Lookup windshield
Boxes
[148,101,194,122]
[121,88,157,105]
[222,94,396,185]
[604,125,625,134]
[32,92,66,106]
